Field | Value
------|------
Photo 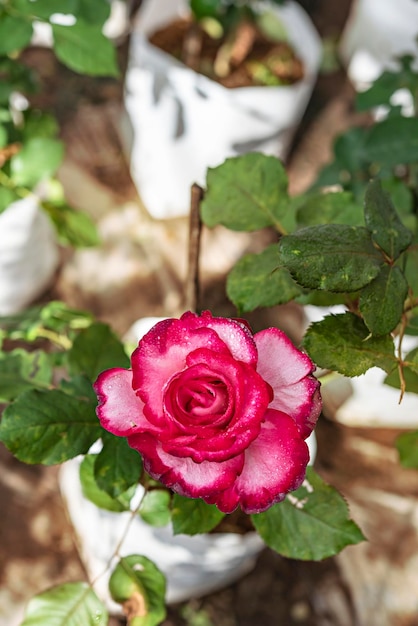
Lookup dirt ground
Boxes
[2,1,418,625]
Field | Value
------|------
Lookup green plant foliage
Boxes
[356,55,418,111]
[296,190,364,228]
[0,300,93,344]
[252,468,365,560]
[109,555,166,626]
[20,582,108,626]
[171,495,225,534]
[313,127,370,197]
[76,0,111,26]
[52,22,119,77]
[384,351,418,394]
[0,387,102,464]
[278,224,384,292]
[42,200,100,247]
[10,137,64,187]
[139,490,172,527]
[359,265,408,335]
[80,454,136,512]
[68,322,130,382]
[94,433,143,499]
[11,0,78,20]
[302,313,396,376]
[0,187,17,212]
[364,116,418,169]
[226,244,301,312]
[396,430,418,469]
[0,15,33,54]
[364,179,413,259]
[201,153,289,232]
[0,349,52,401]
[190,0,221,20]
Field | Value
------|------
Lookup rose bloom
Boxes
[94,311,321,514]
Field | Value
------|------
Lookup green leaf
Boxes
[302,312,396,376]
[42,201,100,247]
[139,490,172,527]
[201,153,289,232]
[171,495,225,535]
[0,349,52,401]
[384,349,418,394]
[226,244,301,312]
[278,224,384,292]
[0,389,102,464]
[356,56,418,111]
[22,110,59,140]
[364,179,413,259]
[12,0,78,19]
[190,0,222,20]
[10,137,64,187]
[80,454,135,512]
[404,241,418,297]
[21,582,108,626]
[0,15,33,54]
[359,265,408,335]
[364,116,418,168]
[405,315,418,336]
[312,127,369,196]
[60,374,98,401]
[0,187,19,213]
[52,22,119,77]
[396,430,418,469]
[76,0,111,25]
[68,322,130,382]
[252,468,365,560]
[296,191,364,228]
[94,434,142,499]
[109,555,166,626]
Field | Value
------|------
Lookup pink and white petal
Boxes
[131,316,232,425]
[94,368,152,436]
[200,311,258,365]
[233,409,309,514]
[128,432,244,498]
[269,376,322,438]
[255,328,316,387]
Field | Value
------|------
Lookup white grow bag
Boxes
[0,196,59,315]
[340,0,418,88]
[123,0,321,219]
[60,316,317,612]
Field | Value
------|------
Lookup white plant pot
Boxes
[0,196,59,315]
[340,0,418,89]
[60,316,317,613]
[122,0,321,219]
[305,306,418,429]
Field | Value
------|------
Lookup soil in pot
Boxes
[149,16,305,88]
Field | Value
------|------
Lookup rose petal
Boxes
[131,314,233,427]
[255,328,321,437]
[162,348,271,462]
[94,368,152,436]
[207,409,309,514]
[128,431,244,498]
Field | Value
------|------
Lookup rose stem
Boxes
[185,183,204,313]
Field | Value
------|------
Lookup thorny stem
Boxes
[397,314,408,404]
[185,183,204,314]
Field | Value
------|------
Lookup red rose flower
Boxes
[94,311,321,514]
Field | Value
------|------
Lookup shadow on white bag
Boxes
[121,0,321,219]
